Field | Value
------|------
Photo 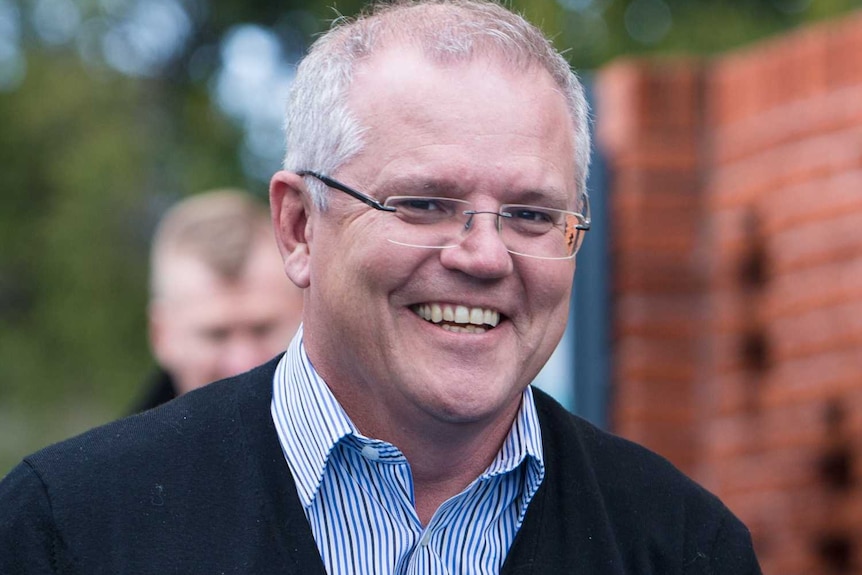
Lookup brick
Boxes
[759,348,862,406]
[770,28,829,107]
[595,60,650,154]
[711,85,862,166]
[708,292,762,332]
[767,210,862,274]
[613,251,704,293]
[825,12,862,88]
[602,15,862,574]
[703,400,849,457]
[707,51,763,127]
[756,169,862,235]
[596,58,701,154]
[708,126,862,208]
[615,294,704,338]
[697,371,763,415]
[763,257,862,321]
[709,446,822,495]
[613,171,702,204]
[638,61,702,131]
[606,142,699,171]
[766,301,862,362]
[615,339,697,382]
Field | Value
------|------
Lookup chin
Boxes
[427,387,520,425]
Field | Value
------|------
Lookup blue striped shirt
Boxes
[271,327,545,574]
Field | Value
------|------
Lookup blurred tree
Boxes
[0,0,860,473]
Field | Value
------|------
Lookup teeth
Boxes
[483,309,496,325]
[431,304,443,323]
[442,324,487,334]
[455,306,470,323]
[470,308,484,324]
[413,303,501,329]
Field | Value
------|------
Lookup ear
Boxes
[270,170,313,289]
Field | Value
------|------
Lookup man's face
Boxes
[287,48,578,435]
[149,239,303,395]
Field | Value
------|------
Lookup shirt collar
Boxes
[271,325,545,508]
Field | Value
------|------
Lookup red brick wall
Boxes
[596,10,862,575]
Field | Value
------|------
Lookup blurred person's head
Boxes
[148,189,303,395]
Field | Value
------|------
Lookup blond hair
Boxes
[149,190,272,298]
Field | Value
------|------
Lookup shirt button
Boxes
[419,529,432,547]
[361,445,380,460]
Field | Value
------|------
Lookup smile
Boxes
[412,303,501,334]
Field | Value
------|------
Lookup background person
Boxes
[134,189,303,411]
[0,2,761,573]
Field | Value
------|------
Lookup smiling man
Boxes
[0,1,761,573]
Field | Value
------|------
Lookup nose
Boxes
[439,210,513,279]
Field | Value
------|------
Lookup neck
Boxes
[408,434,501,525]
[356,400,522,525]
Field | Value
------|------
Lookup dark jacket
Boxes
[0,356,761,574]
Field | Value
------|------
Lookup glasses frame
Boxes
[297,170,591,259]
[297,170,396,213]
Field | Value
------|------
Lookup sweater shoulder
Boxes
[24,357,279,490]
[532,387,728,511]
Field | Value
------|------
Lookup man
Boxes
[0,1,762,573]
[133,189,304,411]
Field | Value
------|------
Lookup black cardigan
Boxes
[0,356,761,574]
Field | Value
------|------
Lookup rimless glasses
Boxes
[298,171,591,260]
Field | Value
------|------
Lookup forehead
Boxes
[343,46,576,199]
[155,242,287,300]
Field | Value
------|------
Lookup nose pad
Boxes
[441,210,513,278]
[459,210,512,252]
[463,210,506,232]
[461,210,512,245]
[458,210,511,260]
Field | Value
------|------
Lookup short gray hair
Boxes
[283,0,591,208]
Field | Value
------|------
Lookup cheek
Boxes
[311,231,406,295]
[525,262,575,313]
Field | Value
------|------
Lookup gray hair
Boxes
[283,0,591,208]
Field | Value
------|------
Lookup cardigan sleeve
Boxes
[703,512,762,575]
[681,508,761,575]
[0,461,69,574]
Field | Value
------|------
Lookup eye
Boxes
[385,196,460,224]
[392,198,449,212]
[502,205,565,236]
[508,208,555,224]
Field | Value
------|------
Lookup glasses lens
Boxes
[501,205,585,259]
[382,196,587,260]
[383,196,470,249]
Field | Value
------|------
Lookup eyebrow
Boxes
[376,176,463,198]
[510,188,569,209]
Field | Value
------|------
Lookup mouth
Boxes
[411,303,501,334]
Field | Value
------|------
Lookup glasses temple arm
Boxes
[297,171,396,212]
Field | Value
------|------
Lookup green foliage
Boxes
[0,46,246,472]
